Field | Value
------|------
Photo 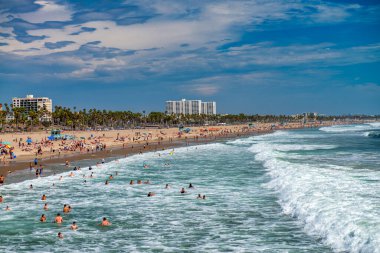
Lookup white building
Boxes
[12,95,53,121]
[166,99,216,115]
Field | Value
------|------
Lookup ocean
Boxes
[0,122,379,252]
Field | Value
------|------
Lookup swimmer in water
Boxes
[188,183,194,188]
[165,184,170,189]
[29,184,33,189]
[63,204,70,213]
[59,176,63,181]
[41,194,47,201]
[197,194,202,199]
[100,217,111,226]
[89,166,92,170]
[55,213,63,224]
[70,221,78,230]
[203,195,206,200]
[90,172,94,178]
[147,192,155,197]
[58,232,63,239]
[137,180,142,185]
[40,214,47,222]
[0,195,3,203]
[43,203,48,210]
[180,188,186,194]
[144,180,150,184]
[65,160,69,166]
[105,180,109,185]
[109,175,113,180]
[130,180,134,185]
[5,205,11,211]
[69,172,74,177]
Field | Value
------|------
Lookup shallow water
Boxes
[0,123,379,252]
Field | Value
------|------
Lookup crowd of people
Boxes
[0,150,207,240]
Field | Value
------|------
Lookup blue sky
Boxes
[0,0,379,115]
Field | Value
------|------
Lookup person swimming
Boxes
[147,192,155,197]
[188,183,194,188]
[100,217,111,226]
[109,175,113,180]
[41,194,47,201]
[69,172,74,177]
[29,184,33,189]
[137,180,142,184]
[70,221,78,230]
[55,213,63,224]
[130,180,134,185]
[180,188,186,194]
[143,180,150,184]
[59,176,63,181]
[63,205,70,213]
[5,205,11,211]
[105,180,109,185]
[101,159,105,164]
[202,195,206,200]
[65,160,69,166]
[0,195,3,203]
[165,184,170,189]
[197,194,202,199]
[43,203,48,210]
[89,166,92,170]
[40,214,47,222]
[58,232,63,239]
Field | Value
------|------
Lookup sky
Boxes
[0,0,379,115]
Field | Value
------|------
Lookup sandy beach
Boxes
[0,121,343,181]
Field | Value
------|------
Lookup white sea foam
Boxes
[320,123,380,133]
[249,131,380,253]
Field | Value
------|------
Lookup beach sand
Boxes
[0,121,335,181]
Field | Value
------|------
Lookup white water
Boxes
[249,129,380,253]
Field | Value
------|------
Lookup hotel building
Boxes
[165,99,216,115]
[12,95,53,121]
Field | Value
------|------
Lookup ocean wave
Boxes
[249,135,380,253]
[364,131,380,138]
[319,123,380,133]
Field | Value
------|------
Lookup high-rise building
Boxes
[12,95,53,121]
[165,99,216,115]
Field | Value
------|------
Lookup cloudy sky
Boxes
[0,0,379,114]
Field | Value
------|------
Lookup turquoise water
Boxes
[0,123,379,252]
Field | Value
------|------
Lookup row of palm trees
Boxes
[0,104,377,132]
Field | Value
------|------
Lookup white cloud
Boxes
[17,0,72,23]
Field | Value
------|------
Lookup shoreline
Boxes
[0,120,364,184]
[0,128,273,184]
